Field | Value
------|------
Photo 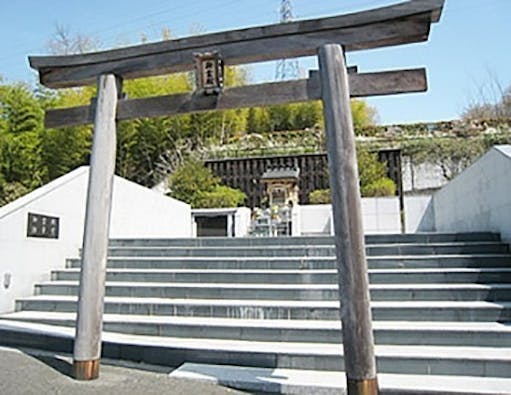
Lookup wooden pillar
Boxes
[73,74,120,380]
[317,44,378,395]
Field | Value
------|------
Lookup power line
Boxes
[101,0,241,43]
[0,0,244,67]
[0,0,505,79]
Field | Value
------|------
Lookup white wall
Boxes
[361,197,401,234]
[432,146,511,241]
[404,195,435,232]
[234,208,251,237]
[299,197,401,236]
[299,205,333,236]
[299,146,511,238]
[290,205,301,236]
[0,166,191,313]
[110,175,191,238]
[0,168,88,314]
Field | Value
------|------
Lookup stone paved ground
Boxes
[0,346,249,395]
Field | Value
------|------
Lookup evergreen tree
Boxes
[167,158,246,208]
[309,147,396,202]
[0,83,45,191]
[268,104,294,131]
[39,85,95,181]
[246,108,258,133]
[293,101,323,130]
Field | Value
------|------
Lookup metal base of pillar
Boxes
[73,359,100,380]
[347,377,378,395]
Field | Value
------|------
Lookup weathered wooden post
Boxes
[73,74,120,380]
[318,44,378,395]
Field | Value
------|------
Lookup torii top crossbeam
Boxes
[29,0,444,89]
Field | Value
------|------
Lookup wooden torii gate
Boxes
[29,0,444,393]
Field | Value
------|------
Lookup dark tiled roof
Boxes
[261,167,300,180]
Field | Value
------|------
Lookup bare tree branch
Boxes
[47,24,101,55]
[462,71,511,120]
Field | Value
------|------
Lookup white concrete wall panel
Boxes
[0,168,89,314]
[299,205,333,236]
[110,175,191,238]
[0,166,191,313]
[299,197,401,236]
[433,146,511,241]
[234,208,252,237]
[404,195,435,232]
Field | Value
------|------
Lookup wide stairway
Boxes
[1,232,511,393]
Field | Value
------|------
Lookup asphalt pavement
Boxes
[0,346,248,395]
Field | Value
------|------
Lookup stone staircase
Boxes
[1,232,511,393]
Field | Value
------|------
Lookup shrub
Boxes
[0,180,29,206]
[167,159,246,208]
[308,148,396,202]
[196,185,246,208]
[309,189,331,204]
[362,178,396,197]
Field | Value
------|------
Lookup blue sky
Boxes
[0,0,509,125]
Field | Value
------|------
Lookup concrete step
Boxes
[35,281,511,302]
[15,296,511,322]
[369,255,511,269]
[0,320,510,377]
[66,255,511,270]
[111,236,336,247]
[53,268,511,285]
[169,363,511,395]
[4,312,511,348]
[108,232,501,247]
[6,231,511,386]
[104,242,509,257]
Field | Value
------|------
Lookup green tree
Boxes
[115,73,192,185]
[0,83,46,194]
[293,101,323,130]
[0,83,44,135]
[246,107,271,133]
[268,104,294,131]
[168,159,218,205]
[362,178,396,197]
[351,99,377,128]
[309,189,331,204]
[357,148,395,197]
[41,24,250,189]
[116,67,248,186]
[250,99,375,133]
[308,148,395,202]
[184,66,248,145]
[167,159,245,208]
[196,185,247,208]
[246,108,258,133]
[40,126,92,180]
[40,85,95,180]
[0,177,29,206]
